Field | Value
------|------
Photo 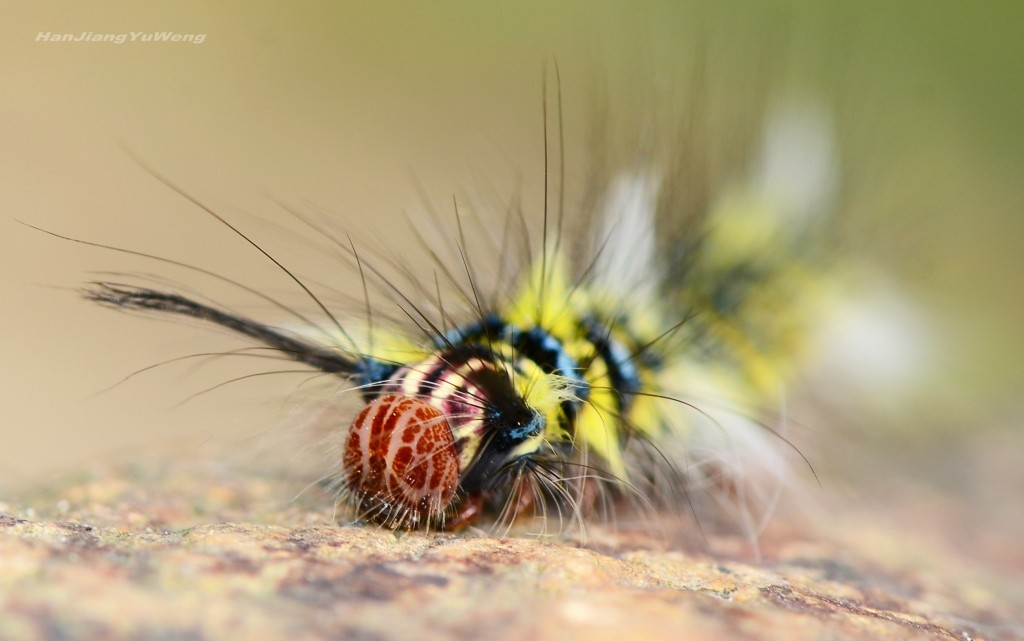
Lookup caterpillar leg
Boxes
[446,495,485,531]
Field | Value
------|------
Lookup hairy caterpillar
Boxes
[41,86,831,539]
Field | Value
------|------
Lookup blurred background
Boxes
[2,1,1021,570]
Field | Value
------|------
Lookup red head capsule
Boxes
[342,394,460,528]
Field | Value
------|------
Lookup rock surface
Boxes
[1,459,1021,641]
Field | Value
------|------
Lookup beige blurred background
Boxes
[2,0,1022,547]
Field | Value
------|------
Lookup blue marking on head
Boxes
[504,409,546,442]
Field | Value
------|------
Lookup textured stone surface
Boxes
[1,459,1021,641]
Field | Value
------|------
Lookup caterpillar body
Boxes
[74,99,831,537]
[85,227,678,530]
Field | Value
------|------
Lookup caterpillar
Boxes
[79,199,683,531]
[50,87,831,538]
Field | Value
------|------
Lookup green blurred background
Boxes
[2,1,1021,554]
